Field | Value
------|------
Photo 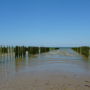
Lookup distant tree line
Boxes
[72,46,90,57]
[14,46,59,57]
[0,46,59,57]
[0,46,8,53]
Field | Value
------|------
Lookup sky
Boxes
[0,0,90,47]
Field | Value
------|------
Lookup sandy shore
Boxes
[0,70,90,90]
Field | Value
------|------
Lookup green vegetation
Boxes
[72,46,90,57]
[14,46,26,57]
[0,46,8,54]
[0,45,59,58]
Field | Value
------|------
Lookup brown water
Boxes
[0,48,90,90]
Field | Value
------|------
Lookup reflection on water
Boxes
[0,48,90,81]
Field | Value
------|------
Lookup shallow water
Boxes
[0,48,90,90]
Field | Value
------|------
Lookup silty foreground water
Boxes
[0,48,90,90]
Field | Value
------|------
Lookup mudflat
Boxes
[0,49,90,90]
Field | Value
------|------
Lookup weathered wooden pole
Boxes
[39,46,41,54]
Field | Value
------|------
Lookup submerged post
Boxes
[39,46,41,55]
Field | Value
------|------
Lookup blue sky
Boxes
[0,0,90,46]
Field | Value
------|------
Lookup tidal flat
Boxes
[0,48,90,90]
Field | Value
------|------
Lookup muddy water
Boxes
[0,48,90,90]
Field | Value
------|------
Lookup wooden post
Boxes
[39,46,41,54]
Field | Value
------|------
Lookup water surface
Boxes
[0,48,90,90]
